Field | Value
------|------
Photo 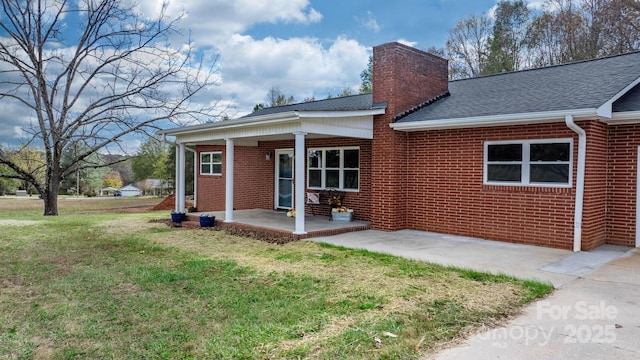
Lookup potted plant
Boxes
[171,210,186,223]
[331,207,353,222]
[199,213,215,227]
[328,195,342,209]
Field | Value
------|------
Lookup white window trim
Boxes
[200,151,222,176]
[307,146,360,192]
[484,138,573,187]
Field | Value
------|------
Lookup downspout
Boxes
[565,115,586,252]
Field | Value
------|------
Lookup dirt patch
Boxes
[104,206,155,214]
[99,218,166,233]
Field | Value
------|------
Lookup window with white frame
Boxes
[200,152,222,175]
[484,139,572,186]
[308,147,359,191]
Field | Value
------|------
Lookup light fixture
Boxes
[265,151,272,160]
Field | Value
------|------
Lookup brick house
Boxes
[160,42,640,251]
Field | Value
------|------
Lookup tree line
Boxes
[0,136,185,198]
[446,0,640,79]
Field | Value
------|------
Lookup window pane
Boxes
[212,153,222,162]
[202,153,210,163]
[201,164,210,174]
[212,164,222,174]
[344,149,359,168]
[487,165,521,182]
[344,170,359,190]
[308,170,322,187]
[488,144,522,161]
[279,154,292,178]
[326,170,339,188]
[326,150,340,168]
[530,143,570,162]
[278,179,293,208]
[308,150,322,168]
[530,164,569,183]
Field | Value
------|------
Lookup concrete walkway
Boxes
[309,230,640,359]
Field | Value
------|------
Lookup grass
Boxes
[0,197,553,359]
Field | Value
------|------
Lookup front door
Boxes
[275,149,294,209]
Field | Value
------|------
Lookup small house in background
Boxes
[136,178,172,196]
[99,187,118,196]
[115,184,142,197]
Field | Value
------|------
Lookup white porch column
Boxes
[174,144,181,211]
[178,143,186,213]
[225,139,234,223]
[193,150,198,209]
[293,132,307,235]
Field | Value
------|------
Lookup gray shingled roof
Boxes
[396,51,640,123]
[243,93,377,118]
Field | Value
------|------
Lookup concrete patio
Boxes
[184,209,371,239]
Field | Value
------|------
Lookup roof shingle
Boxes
[243,93,376,118]
[396,51,640,123]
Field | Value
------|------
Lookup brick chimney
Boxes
[372,42,449,117]
[370,42,448,231]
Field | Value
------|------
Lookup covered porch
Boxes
[159,99,385,237]
[185,209,371,240]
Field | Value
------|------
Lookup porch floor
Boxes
[184,209,371,240]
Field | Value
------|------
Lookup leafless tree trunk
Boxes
[446,14,492,79]
[0,0,219,215]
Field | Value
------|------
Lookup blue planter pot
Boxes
[199,216,215,227]
[171,213,185,223]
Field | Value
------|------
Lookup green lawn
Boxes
[0,197,553,359]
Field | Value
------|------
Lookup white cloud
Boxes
[137,0,322,45]
[216,35,369,115]
[397,39,418,48]
[131,0,367,116]
[359,11,381,33]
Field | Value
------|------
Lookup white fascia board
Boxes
[390,109,598,131]
[297,108,386,118]
[602,111,640,124]
[159,112,300,137]
[597,76,640,119]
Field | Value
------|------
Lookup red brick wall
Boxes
[607,124,640,247]
[196,143,281,212]
[581,121,608,250]
[195,138,372,221]
[404,122,580,249]
[371,42,449,231]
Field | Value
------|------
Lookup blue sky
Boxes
[1,0,519,152]
[246,1,498,51]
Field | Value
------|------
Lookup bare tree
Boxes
[445,13,492,79]
[264,86,295,107]
[0,0,219,215]
[528,0,640,65]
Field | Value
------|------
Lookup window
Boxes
[484,139,572,186]
[308,147,359,191]
[200,152,222,175]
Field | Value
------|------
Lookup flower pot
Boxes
[331,211,353,222]
[199,216,215,227]
[171,213,185,223]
